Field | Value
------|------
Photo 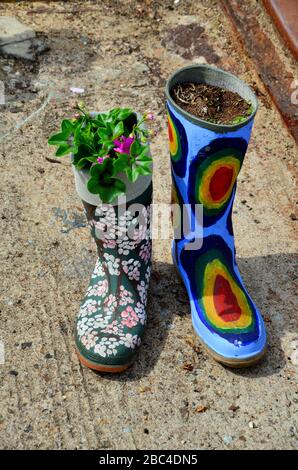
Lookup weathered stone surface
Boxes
[0,16,35,46]
[1,37,47,61]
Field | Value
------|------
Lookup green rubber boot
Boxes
[74,170,152,373]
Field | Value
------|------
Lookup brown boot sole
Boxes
[197,338,267,368]
[76,348,132,373]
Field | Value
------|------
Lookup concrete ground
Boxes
[0,0,297,450]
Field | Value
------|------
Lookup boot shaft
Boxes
[166,65,258,239]
[82,182,153,258]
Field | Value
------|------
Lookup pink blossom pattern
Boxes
[81,333,97,350]
[76,205,152,359]
[87,279,108,298]
[104,294,117,313]
[122,258,141,281]
[121,306,139,328]
[92,259,105,278]
[139,240,151,264]
[79,299,98,317]
[135,302,146,325]
[119,286,134,306]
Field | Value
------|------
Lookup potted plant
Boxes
[165,64,267,367]
[48,106,154,372]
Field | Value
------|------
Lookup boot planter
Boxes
[75,173,152,373]
[48,107,153,372]
[165,65,267,367]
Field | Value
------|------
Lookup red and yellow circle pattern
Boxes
[167,109,188,177]
[202,258,253,332]
[168,113,179,160]
[199,157,240,210]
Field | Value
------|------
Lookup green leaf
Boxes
[76,156,98,169]
[61,119,74,134]
[134,164,152,176]
[139,144,150,157]
[87,164,106,193]
[137,150,152,162]
[110,108,120,119]
[97,127,110,140]
[232,115,247,124]
[130,166,140,183]
[101,139,114,148]
[87,178,101,194]
[138,155,152,163]
[91,115,105,127]
[89,160,109,177]
[117,108,134,120]
[55,143,71,156]
[112,121,124,139]
[105,121,114,134]
[74,121,84,140]
[125,157,152,182]
[87,164,126,203]
[97,178,126,203]
[48,119,74,146]
[130,139,142,157]
[48,132,68,146]
[125,165,136,183]
[112,153,130,175]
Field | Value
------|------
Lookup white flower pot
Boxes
[72,164,152,206]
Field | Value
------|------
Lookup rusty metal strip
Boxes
[221,0,298,143]
[263,0,298,61]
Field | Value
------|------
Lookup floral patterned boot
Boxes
[75,182,152,372]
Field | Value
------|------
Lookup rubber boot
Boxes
[166,65,266,367]
[74,167,152,373]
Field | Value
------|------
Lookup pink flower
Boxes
[81,333,96,350]
[103,320,119,334]
[113,135,134,154]
[70,87,85,94]
[121,306,138,328]
[145,112,155,121]
[97,154,109,164]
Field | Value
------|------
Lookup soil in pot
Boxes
[170,82,253,125]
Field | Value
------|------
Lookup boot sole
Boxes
[195,337,267,368]
[76,347,132,373]
[173,263,267,368]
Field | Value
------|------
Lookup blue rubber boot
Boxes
[166,65,267,367]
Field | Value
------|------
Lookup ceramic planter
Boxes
[72,111,152,206]
[72,163,151,207]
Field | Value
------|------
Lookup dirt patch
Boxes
[162,23,219,62]
[171,82,252,124]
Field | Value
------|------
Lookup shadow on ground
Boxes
[92,252,296,382]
